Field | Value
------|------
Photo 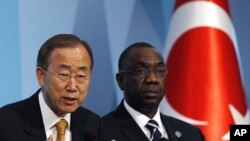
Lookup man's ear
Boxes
[36,67,45,87]
[116,73,125,90]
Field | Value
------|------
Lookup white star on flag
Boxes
[222,105,250,140]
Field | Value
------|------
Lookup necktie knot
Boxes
[56,119,68,141]
[146,120,162,141]
[146,120,159,130]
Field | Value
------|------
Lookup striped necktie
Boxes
[145,120,162,141]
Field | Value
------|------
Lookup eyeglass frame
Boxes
[42,69,91,84]
[119,67,167,78]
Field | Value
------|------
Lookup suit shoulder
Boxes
[161,115,205,140]
[101,103,128,121]
[0,97,32,116]
[162,114,200,130]
[72,107,101,136]
[75,107,100,120]
[0,91,39,112]
[101,110,117,121]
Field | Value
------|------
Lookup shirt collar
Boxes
[123,100,162,129]
[39,91,71,131]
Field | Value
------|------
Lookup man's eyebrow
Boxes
[78,66,89,70]
[58,64,71,69]
[135,61,165,66]
[58,64,89,70]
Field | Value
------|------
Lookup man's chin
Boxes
[61,106,79,114]
[143,98,160,105]
[141,100,159,109]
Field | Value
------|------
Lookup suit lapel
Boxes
[71,109,84,141]
[71,128,84,141]
[120,120,149,141]
[23,123,46,141]
[19,90,47,140]
[115,102,149,141]
[161,114,179,141]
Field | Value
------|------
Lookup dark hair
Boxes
[37,34,94,70]
[118,42,155,71]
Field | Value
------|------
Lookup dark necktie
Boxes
[145,120,162,141]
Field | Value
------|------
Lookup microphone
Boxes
[83,132,99,141]
[158,138,169,141]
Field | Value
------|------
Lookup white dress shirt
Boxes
[123,100,169,140]
[39,91,72,141]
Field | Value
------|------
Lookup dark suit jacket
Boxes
[101,101,205,141]
[0,89,100,141]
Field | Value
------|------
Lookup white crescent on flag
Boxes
[162,1,238,61]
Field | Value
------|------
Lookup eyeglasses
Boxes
[119,67,167,78]
[43,69,91,84]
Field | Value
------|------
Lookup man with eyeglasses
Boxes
[0,34,100,141]
[101,42,205,141]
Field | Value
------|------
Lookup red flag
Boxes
[160,0,249,140]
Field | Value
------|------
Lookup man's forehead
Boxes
[128,47,163,60]
[134,54,164,65]
[140,51,163,61]
[143,54,159,60]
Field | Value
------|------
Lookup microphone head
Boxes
[83,132,99,141]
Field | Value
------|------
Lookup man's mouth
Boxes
[63,97,77,105]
